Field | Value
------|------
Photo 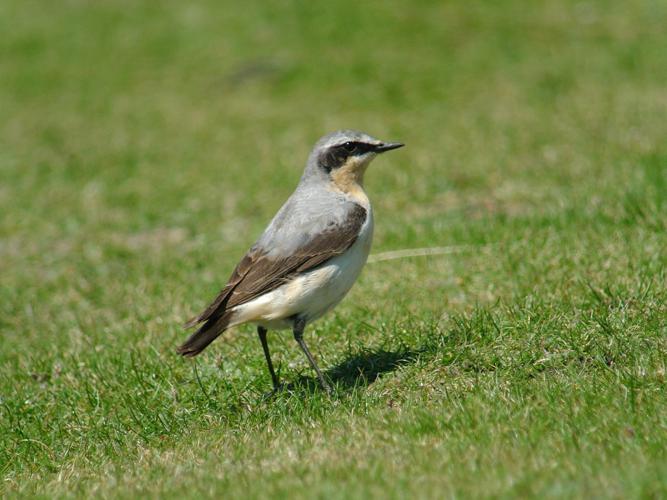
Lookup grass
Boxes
[1,0,667,497]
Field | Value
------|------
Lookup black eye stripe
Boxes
[318,149,343,173]
[336,141,374,155]
[317,141,374,173]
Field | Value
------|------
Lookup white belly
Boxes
[229,212,374,330]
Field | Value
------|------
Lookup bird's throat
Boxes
[330,157,371,202]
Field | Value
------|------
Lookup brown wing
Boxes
[184,204,367,328]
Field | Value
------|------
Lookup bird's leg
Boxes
[292,318,332,393]
[257,326,280,391]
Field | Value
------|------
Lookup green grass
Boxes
[2,0,667,497]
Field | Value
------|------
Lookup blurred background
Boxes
[2,0,665,330]
[1,0,666,496]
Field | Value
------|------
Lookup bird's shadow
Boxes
[287,346,419,394]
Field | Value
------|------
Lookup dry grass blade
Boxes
[367,244,496,263]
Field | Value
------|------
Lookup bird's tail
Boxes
[176,312,232,357]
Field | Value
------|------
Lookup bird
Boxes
[177,130,404,393]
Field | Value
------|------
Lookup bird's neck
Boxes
[330,158,370,205]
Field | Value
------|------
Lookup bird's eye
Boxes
[341,142,357,153]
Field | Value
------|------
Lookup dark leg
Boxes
[293,318,332,393]
[257,326,280,391]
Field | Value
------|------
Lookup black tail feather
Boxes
[177,313,231,357]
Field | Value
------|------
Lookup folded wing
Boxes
[177,203,367,356]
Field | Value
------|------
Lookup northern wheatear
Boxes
[178,130,404,392]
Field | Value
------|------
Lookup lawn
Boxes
[1,0,666,497]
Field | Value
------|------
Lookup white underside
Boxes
[228,210,374,330]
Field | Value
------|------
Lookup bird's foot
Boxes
[320,379,333,395]
[262,383,286,400]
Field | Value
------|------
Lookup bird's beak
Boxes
[374,142,404,153]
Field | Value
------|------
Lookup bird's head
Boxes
[303,130,404,192]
